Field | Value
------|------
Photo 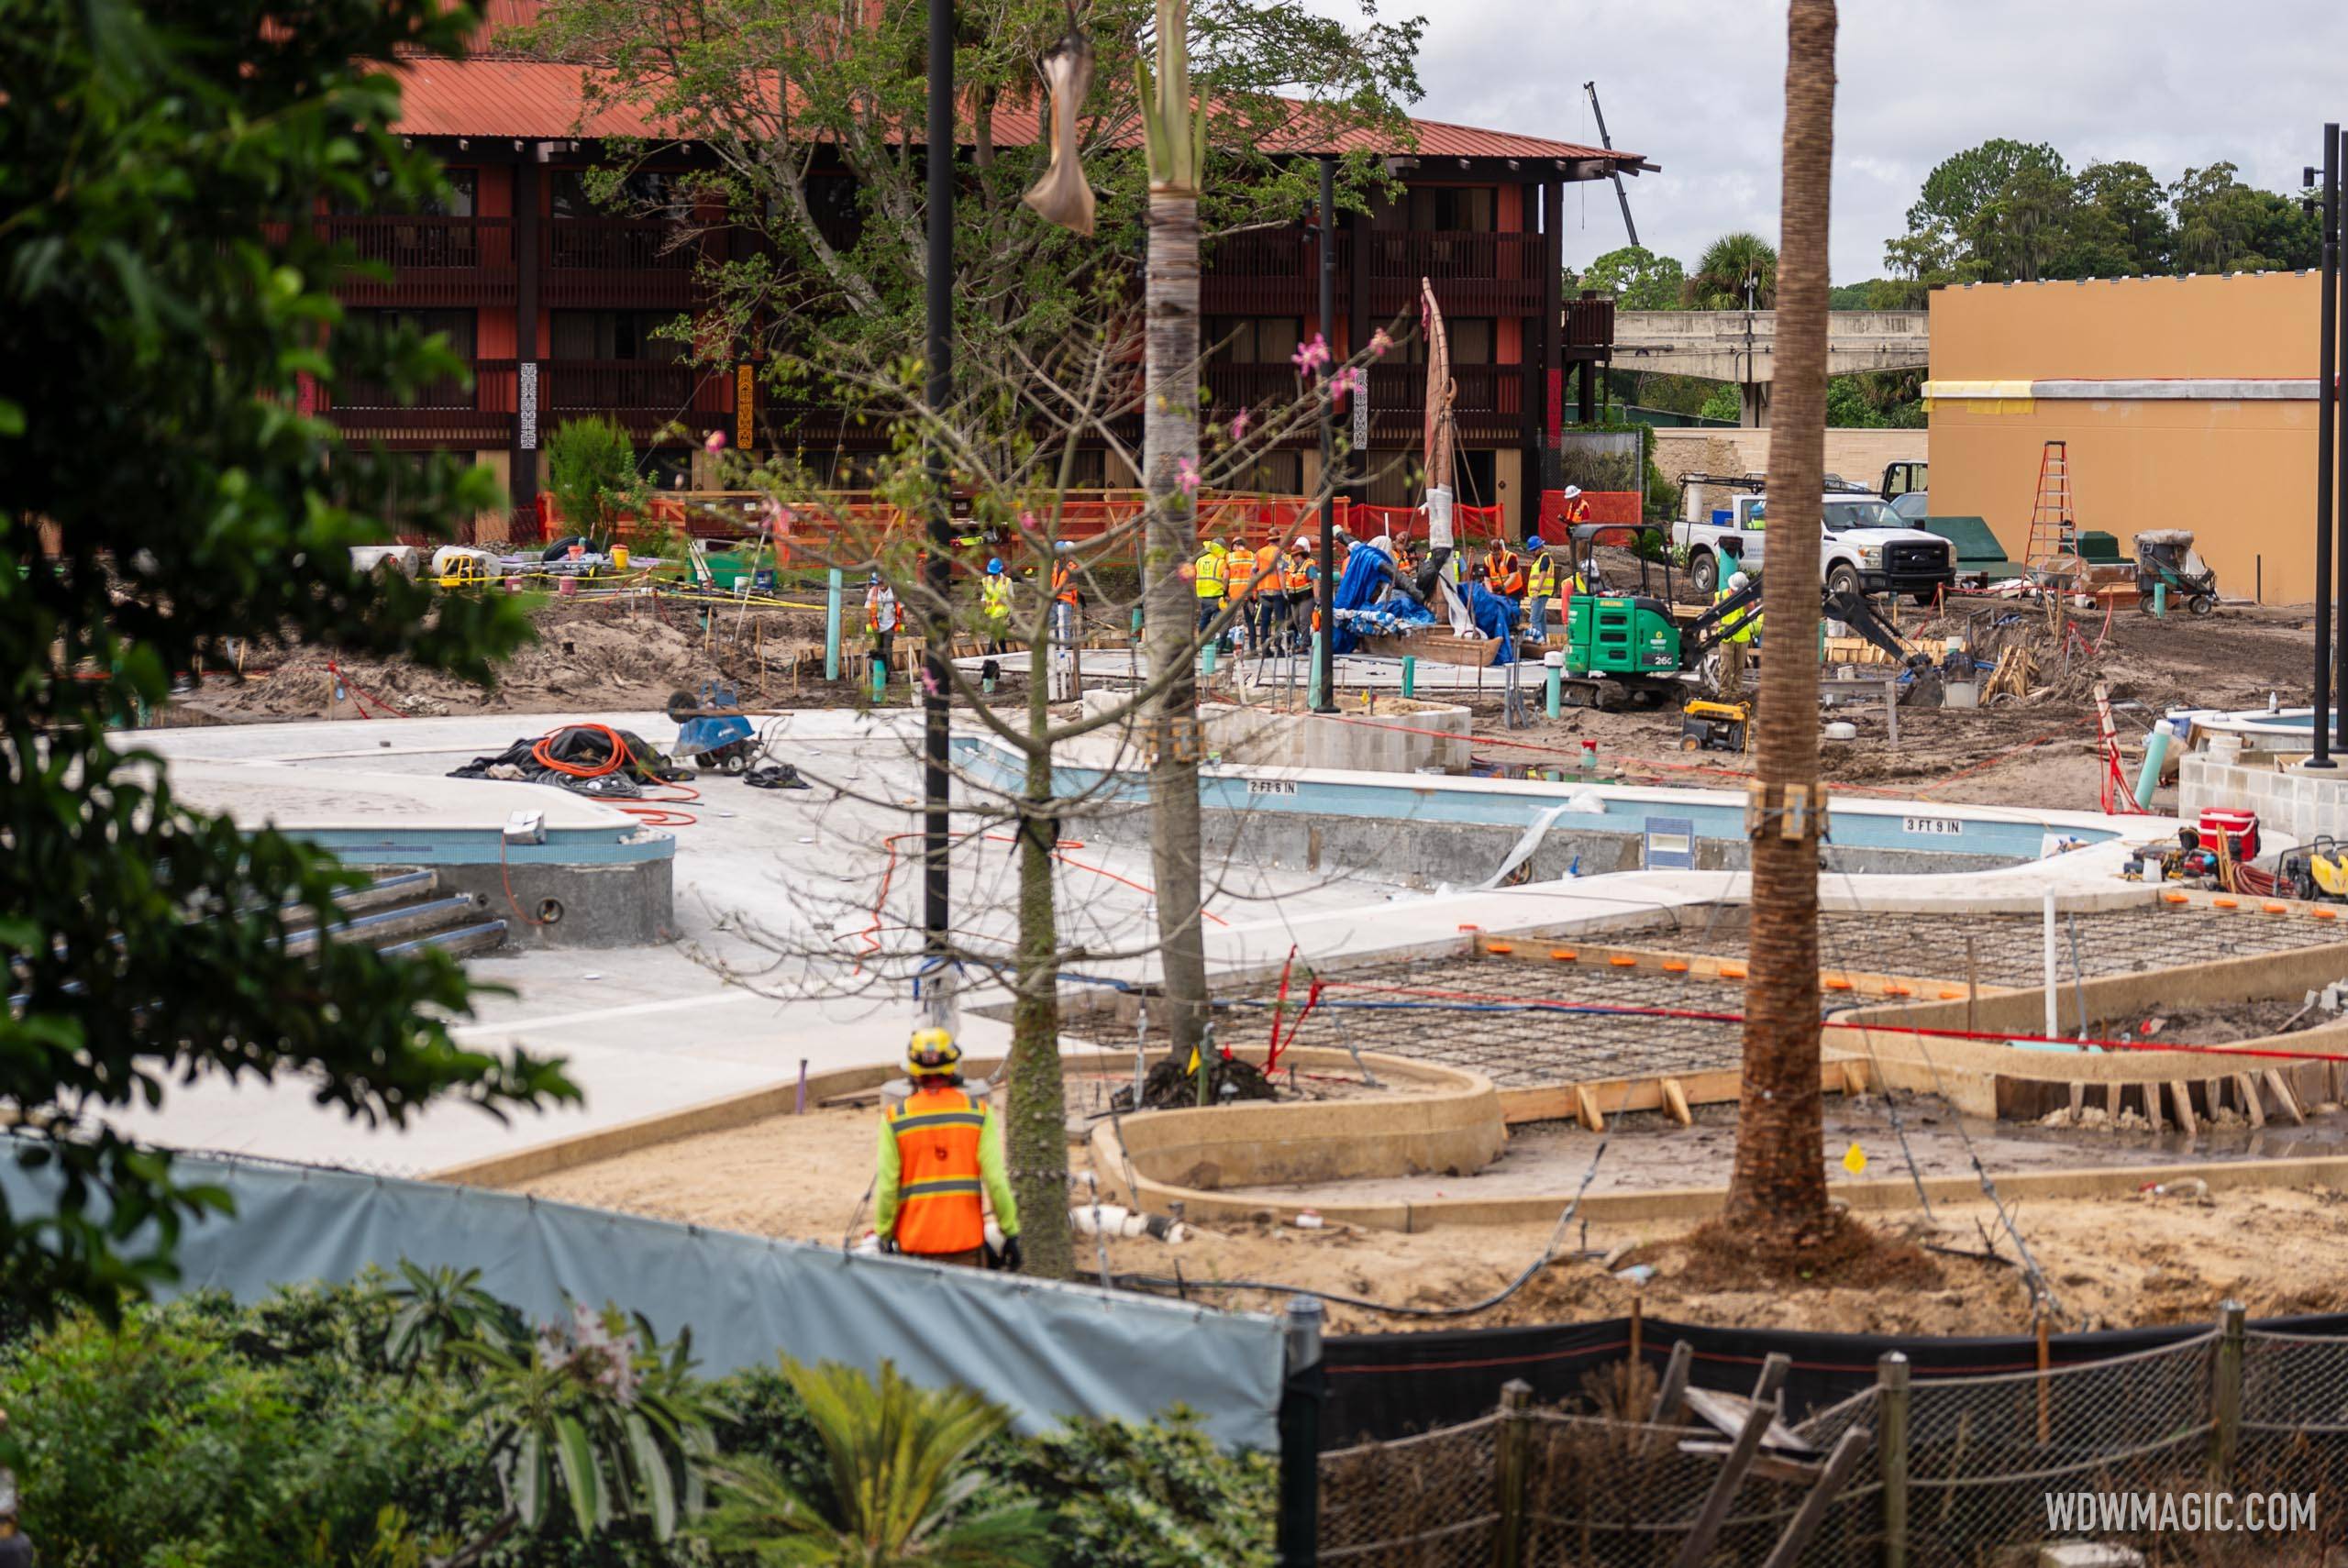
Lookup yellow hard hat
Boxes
[906,1026,961,1077]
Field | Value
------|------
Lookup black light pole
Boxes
[923,0,955,944]
[2336,127,2348,757]
[2315,125,2338,768]
[1313,155,1338,714]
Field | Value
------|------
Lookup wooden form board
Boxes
[1472,933,2001,1007]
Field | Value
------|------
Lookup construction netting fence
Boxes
[1319,1317,2348,1564]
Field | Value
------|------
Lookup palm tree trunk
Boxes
[1726,0,1838,1247]
[1142,190,1210,1063]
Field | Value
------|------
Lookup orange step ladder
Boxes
[2022,439,2077,574]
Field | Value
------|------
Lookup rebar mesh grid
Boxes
[1058,955,1767,1089]
[1605,901,2348,988]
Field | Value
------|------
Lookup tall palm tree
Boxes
[1137,0,1213,1065]
[1684,230,1779,310]
[1725,0,1837,1250]
[700,1359,1052,1566]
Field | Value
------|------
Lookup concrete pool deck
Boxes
[110,708,2184,1175]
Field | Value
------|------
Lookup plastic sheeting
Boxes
[0,1142,1286,1450]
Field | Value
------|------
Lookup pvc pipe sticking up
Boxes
[2042,891,2060,1043]
[2135,723,2173,812]
[825,569,843,680]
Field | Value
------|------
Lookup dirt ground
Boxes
[1468,596,2322,811]
[511,1088,2348,1339]
[173,599,861,723]
[2083,998,2340,1046]
[170,591,2317,820]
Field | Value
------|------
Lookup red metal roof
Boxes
[388,55,1648,170]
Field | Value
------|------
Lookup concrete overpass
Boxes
[1608,309,1929,425]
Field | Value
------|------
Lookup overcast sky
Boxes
[1336,0,2348,284]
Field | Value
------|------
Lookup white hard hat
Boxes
[1564,485,1583,499]
[1295,536,1313,549]
[1370,535,1394,554]
[1728,571,1751,591]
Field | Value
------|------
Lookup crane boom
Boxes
[1581,80,1639,248]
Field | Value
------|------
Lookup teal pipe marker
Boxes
[2135,723,2172,807]
[2154,580,2168,618]
[825,569,843,679]
[869,657,886,704]
[1309,633,1326,709]
[1202,641,1219,678]
[1545,657,1563,718]
[1401,655,1416,698]
[1131,607,1145,641]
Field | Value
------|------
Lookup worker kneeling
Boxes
[876,1028,1022,1269]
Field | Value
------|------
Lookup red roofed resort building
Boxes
[333,5,1655,538]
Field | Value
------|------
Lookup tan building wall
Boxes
[1651,427,1929,522]
[1927,271,2323,601]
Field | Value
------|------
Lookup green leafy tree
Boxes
[1958,158,2077,282]
[2171,162,2321,273]
[702,1358,1054,1567]
[1582,245,1687,310]
[2073,160,2173,273]
[1698,382,1743,423]
[0,0,573,1320]
[1685,231,1778,308]
[544,416,648,548]
[1885,138,2067,281]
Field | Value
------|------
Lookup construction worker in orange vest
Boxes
[1281,536,1315,652]
[1482,538,1526,602]
[1247,538,1283,657]
[874,1027,1021,1269]
[1560,484,1591,527]
[1049,541,1081,652]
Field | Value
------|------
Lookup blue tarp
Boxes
[1330,542,1399,654]
[1466,583,1519,663]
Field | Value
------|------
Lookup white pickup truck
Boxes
[1674,493,1955,602]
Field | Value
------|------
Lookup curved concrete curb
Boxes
[1099,1151,2348,1235]
[1090,1048,1501,1201]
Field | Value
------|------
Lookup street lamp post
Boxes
[923,0,955,946]
[1313,155,1338,714]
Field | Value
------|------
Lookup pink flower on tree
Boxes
[1175,458,1202,495]
[704,429,727,453]
[1327,366,1365,402]
[1290,334,1331,375]
[1368,327,1394,359]
[1230,408,1252,441]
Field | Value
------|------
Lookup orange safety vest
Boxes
[1052,561,1080,607]
[1281,553,1312,593]
[1564,496,1592,525]
[865,590,902,633]
[1250,545,1281,598]
[1484,547,1525,597]
[886,1083,988,1254]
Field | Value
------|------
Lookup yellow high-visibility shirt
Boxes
[1194,548,1228,599]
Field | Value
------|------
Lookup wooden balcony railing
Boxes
[319,359,518,447]
[1198,230,1329,315]
[545,218,704,273]
[1360,229,1545,316]
[1562,295,1616,352]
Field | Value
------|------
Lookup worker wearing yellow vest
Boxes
[1715,569,1762,698]
[1524,536,1558,645]
[875,1027,1021,1268]
[980,558,1013,655]
[1193,538,1229,647]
